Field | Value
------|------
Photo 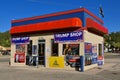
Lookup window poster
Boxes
[63,44,80,67]
[32,45,37,55]
[84,42,92,66]
[92,44,97,64]
[92,44,97,54]
[85,43,92,54]
[63,44,79,55]
[14,44,25,63]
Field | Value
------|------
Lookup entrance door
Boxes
[38,40,45,66]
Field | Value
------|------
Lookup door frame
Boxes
[38,39,45,67]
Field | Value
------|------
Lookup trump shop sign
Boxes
[54,31,83,43]
[12,36,29,44]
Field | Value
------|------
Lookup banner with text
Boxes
[54,31,83,43]
[12,36,29,44]
[85,43,92,54]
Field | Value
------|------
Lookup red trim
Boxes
[84,9,103,24]
[69,59,79,62]
[10,18,82,34]
[12,8,103,24]
[86,18,108,34]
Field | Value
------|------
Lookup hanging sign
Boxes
[12,36,29,44]
[54,31,83,43]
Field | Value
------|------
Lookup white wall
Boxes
[84,30,104,70]
[84,30,103,44]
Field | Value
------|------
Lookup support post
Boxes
[80,56,84,72]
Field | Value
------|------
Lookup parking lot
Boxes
[0,53,120,80]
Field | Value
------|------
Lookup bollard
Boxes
[80,56,84,72]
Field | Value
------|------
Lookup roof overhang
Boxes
[10,18,82,35]
[12,8,103,24]
[86,18,108,35]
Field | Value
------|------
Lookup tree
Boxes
[0,31,11,47]
[104,31,120,52]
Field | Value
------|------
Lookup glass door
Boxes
[38,40,45,66]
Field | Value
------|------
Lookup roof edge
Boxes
[12,8,103,24]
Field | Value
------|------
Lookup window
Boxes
[63,44,79,55]
[15,44,25,63]
[98,44,102,56]
[84,43,92,66]
[51,39,58,56]
[27,40,32,56]
[16,44,25,53]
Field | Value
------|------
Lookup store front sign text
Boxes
[54,31,83,43]
[12,36,29,44]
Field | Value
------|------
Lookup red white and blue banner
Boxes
[85,43,92,54]
[92,44,97,64]
[54,31,83,43]
[11,36,29,44]
[98,56,103,66]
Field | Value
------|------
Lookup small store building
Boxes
[10,8,108,71]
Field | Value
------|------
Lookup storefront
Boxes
[10,8,108,70]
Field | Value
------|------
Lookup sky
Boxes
[0,0,120,33]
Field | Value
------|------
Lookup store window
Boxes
[63,44,79,55]
[63,44,80,67]
[51,39,58,56]
[98,44,102,56]
[27,40,32,56]
[15,44,25,63]
[84,43,92,66]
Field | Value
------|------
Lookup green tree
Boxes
[104,31,120,52]
[0,31,11,47]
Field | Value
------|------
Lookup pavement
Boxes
[0,53,120,80]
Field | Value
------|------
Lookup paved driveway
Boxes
[0,54,120,80]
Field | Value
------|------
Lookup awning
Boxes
[86,18,108,34]
[10,18,82,35]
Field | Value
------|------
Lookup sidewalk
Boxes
[84,63,114,75]
[0,55,10,58]
[105,52,120,56]
[84,58,120,75]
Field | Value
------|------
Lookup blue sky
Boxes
[0,0,120,33]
